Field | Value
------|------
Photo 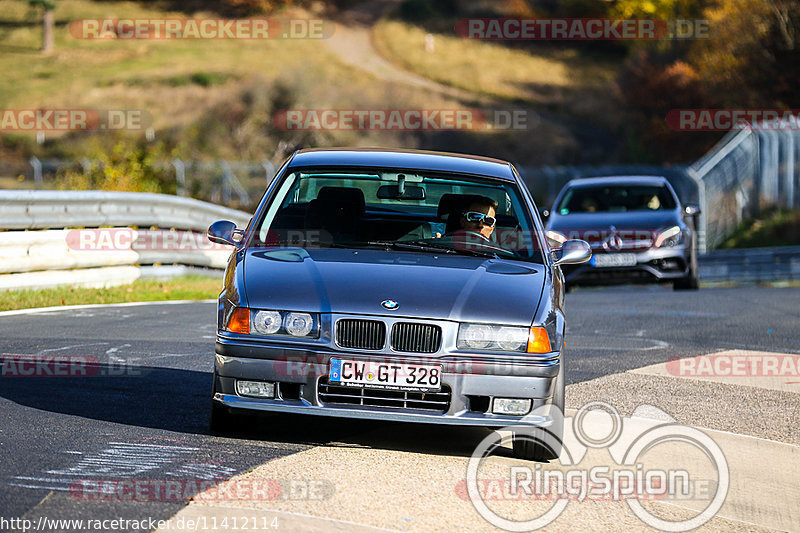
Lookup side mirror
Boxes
[208,220,244,246]
[684,204,701,217]
[553,239,591,266]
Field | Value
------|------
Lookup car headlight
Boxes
[459,323,493,349]
[654,226,683,247]
[252,310,282,335]
[457,323,552,353]
[228,308,319,338]
[546,230,568,248]
[284,312,314,337]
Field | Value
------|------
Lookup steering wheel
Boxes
[453,231,511,256]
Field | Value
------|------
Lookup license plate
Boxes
[592,253,637,267]
[329,358,441,392]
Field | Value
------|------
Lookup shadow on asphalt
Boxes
[0,362,496,459]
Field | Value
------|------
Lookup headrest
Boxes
[316,186,366,214]
[437,193,499,220]
[437,193,466,220]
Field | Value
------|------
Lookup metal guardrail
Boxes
[699,246,800,283]
[1,191,797,290]
[0,190,252,290]
[0,190,251,231]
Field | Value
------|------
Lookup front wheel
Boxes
[674,235,699,291]
[512,357,565,462]
[673,262,699,291]
[209,369,236,434]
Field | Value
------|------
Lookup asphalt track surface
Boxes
[0,285,798,532]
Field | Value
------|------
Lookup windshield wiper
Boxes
[368,240,457,254]
[279,239,501,259]
[367,240,500,259]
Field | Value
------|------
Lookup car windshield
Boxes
[252,169,544,263]
[557,184,677,214]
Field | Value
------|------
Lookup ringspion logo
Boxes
[466,402,729,531]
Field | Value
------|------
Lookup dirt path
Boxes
[324,0,484,102]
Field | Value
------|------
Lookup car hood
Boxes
[242,248,545,326]
[547,210,681,235]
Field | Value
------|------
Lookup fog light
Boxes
[235,380,275,398]
[492,398,532,415]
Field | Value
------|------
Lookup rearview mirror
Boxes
[377,184,426,200]
[208,220,243,246]
[553,239,591,266]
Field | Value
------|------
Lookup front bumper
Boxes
[213,338,561,428]
[562,245,690,285]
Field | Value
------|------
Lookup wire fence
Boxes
[521,124,800,253]
[2,157,278,211]
[688,124,800,252]
[5,122,800,251]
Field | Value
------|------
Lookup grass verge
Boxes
[720,209,800,249]
[372,19,619,109]
[0,275,221,312]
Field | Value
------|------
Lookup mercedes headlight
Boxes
[654,226,683,247]
[546,230,568,248]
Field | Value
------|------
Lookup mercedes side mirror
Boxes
[684,204,701,217]
[538,207,551,221]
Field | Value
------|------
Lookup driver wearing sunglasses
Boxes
[458,196,498,241]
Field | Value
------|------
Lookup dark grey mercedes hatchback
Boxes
[207,148,590,461]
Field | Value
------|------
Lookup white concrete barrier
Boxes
[0,190,252,290]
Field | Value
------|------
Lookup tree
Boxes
[27,0,56,53]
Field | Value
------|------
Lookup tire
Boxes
[673,270,699,290]
[512,356,565,462]
[674,240,699,291]
[209,369,236,435]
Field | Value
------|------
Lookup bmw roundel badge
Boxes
[381,299,399,310]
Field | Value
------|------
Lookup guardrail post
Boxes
[262,160,275,186]
[29,156,42,189]
[172,157,186,197]
[220,160,232,204]
[783,128,795,209]
[687,167,708,253]
[80,158,92,178]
